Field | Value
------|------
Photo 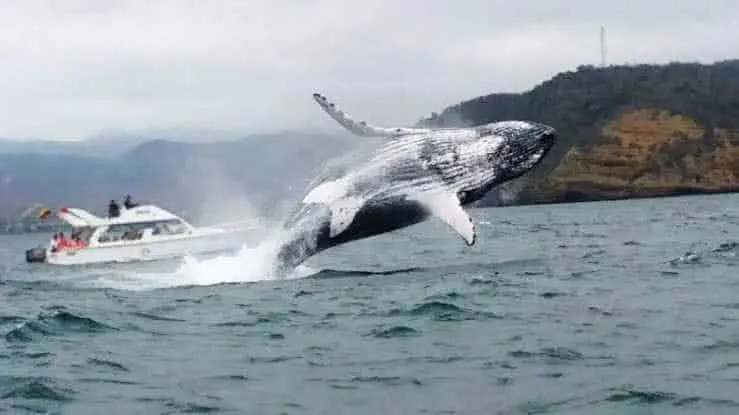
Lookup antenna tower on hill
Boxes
[600,26,607,67]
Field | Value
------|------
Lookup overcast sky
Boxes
[0,0,737,140]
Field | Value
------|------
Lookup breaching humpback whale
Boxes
[273,93,557,273]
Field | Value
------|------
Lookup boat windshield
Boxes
[72,226,94,243]
[97,219,189,243]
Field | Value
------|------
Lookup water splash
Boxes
[88,228,319,291]
[174,234,318,285]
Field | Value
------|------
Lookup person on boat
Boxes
[56,232,70,250]
[71,235,88,249]
[48,233,60,253]
[108,199,120,218]
[69,231,87,249]
[123,194,139,209]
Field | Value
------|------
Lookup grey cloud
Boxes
[0,0,737,139]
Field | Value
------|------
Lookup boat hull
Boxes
[37,230,250,266]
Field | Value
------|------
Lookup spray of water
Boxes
[88,224,321,291]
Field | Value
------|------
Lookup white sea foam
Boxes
[88,231,318,291]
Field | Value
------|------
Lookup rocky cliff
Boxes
[523,108,739,203]
[421,60,739,205]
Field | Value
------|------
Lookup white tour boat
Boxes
[24,204,259,265]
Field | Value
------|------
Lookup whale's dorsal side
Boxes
[312,93,431,138]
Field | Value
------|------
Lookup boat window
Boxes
[97,223,145,243]
[149,219,188,236]
[161,219,188,235]
[96,219,188,243]
[98,224,129,243]
[71,226,94,243]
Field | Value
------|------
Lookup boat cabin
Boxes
[55,205,195,248]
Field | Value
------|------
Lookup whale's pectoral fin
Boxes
[328,197,363,238]
[420,191,476,246]
[312,93,431,138]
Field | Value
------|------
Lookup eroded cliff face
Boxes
[519,109,739,203]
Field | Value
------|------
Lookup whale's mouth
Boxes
[540,130,556,146]
[519,126,556,167]
[532,131,556,163]
[539,130,556,154]
[480,124,557,192]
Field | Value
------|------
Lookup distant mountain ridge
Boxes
[0,131,357,225]
[0,127,248,158]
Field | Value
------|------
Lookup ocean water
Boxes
[2,193,739,414]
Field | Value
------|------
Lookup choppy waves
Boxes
[2,194,739,413]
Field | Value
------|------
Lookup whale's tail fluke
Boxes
[312,93,430,138]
